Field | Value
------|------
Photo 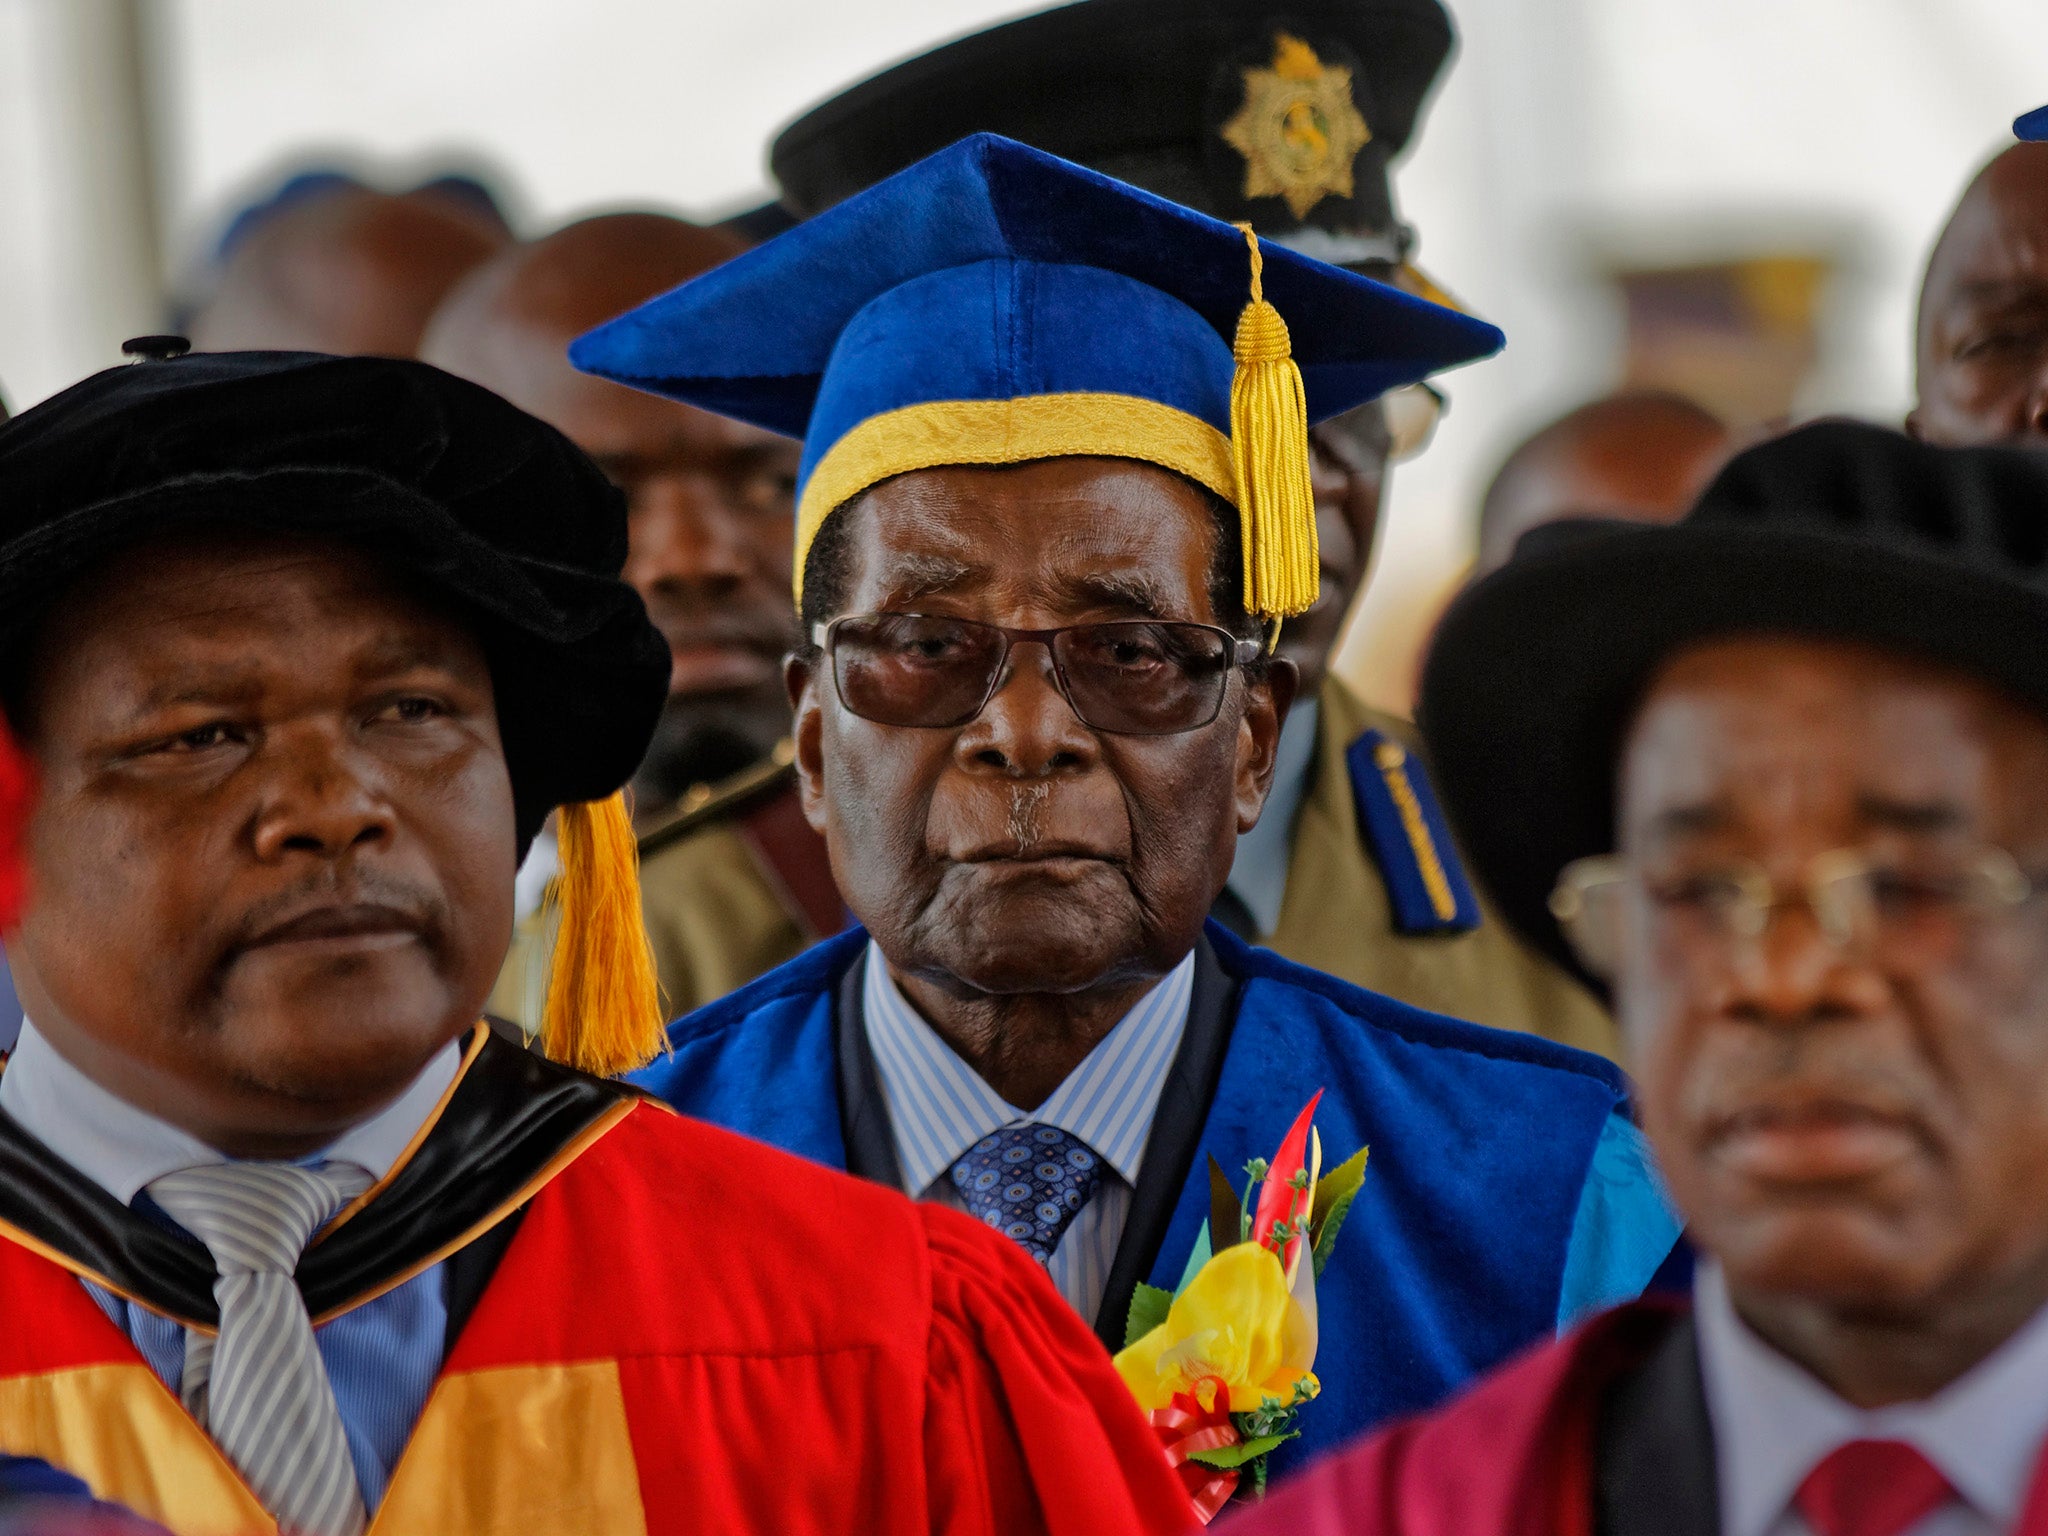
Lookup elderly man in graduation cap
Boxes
[0,346,1193,1535]
[764,0,1613,1058]
[581,132,1682,1485]
[1230,423,2048,1533]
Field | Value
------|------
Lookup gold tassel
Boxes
[539,791,666,1077]
[1228,222,1320,629]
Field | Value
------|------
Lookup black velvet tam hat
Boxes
[1418,419,2048,983]
[769,0,1452,269]
[0,350,668,852]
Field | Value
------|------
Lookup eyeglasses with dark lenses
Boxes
[815,613,1264,735]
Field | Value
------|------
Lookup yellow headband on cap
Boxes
[789,227,1320,635]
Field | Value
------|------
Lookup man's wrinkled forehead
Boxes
[848,463,1219,618]
[1616,634,2048,849]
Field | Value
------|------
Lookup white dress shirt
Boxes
[863,942,1194,1322]
[0,1017,459,1202]
[1695,1260,2048,1536]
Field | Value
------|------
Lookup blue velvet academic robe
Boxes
[634,924,1653,1477]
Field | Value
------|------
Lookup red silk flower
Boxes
[0,715,35,929]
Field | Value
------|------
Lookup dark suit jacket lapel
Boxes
[1091,936,1239,1350]
[834,945,905,1190]
[1594,1313,1719,1536]
[832,934,1240,1351]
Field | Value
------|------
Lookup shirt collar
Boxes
[862,940,1195,1198]
[1696,1259,2048,1535]
[0,1016,463,1205]
[1223,696,1319,937]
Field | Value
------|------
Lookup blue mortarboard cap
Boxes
[2018,105,2048,141]
[573,133,1500,617]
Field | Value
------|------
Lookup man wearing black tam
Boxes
[1232,421,2048,1534]
[0,351,1193,1535]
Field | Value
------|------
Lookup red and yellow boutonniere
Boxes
[1114,1091,1367,1519]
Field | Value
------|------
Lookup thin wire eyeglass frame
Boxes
[812,613,1266,736]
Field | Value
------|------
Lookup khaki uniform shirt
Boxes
[1252,676,1616,1058]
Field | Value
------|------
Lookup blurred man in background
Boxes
[187,171,511,357]
[1240,422,2048,1534]
[1909,137,2048,447]
[762,0,1612,1054]
[1473,391,1734,576]
[422,213,832,1023]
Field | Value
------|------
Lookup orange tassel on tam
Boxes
[539,792,666,1077]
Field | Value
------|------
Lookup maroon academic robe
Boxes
[1224,1301,2048,1536]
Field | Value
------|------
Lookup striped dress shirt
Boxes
[863,941,1195,1321]
[0,1019,457,1511]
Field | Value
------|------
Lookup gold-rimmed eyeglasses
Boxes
[1548,845,2040,979]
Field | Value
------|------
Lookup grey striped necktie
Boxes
[148,1161,375,1536]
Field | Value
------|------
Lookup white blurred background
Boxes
[1,0,2042,706]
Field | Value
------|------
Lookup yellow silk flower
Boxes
[1115,1242,1320,1414]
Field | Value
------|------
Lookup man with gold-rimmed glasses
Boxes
[1233,418,2048,1530]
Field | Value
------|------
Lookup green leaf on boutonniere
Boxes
[1310,1146,1370,1277]
[1124,1282,1174,1348]
[1185,1432,1295,1469]
[1174,1222,1214,1292]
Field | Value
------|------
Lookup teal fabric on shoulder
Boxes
[1556,1113,1683,1330]
[1344,726,1481,935]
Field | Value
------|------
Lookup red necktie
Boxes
[1795,1440,1955,1536]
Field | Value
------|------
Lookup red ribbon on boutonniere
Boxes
[1150,1380,1243,1522]
[1116,1092,1370,1519]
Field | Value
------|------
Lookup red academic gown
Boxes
[1224,1301,2048,1536]
[0,1027,1195,1536]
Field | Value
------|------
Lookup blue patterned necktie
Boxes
[949,1124,1103,1265]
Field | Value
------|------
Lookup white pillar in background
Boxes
[0,0,167,407]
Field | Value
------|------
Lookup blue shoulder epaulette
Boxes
[1345,727,1482,936]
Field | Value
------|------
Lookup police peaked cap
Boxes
[770,0,1452,263]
